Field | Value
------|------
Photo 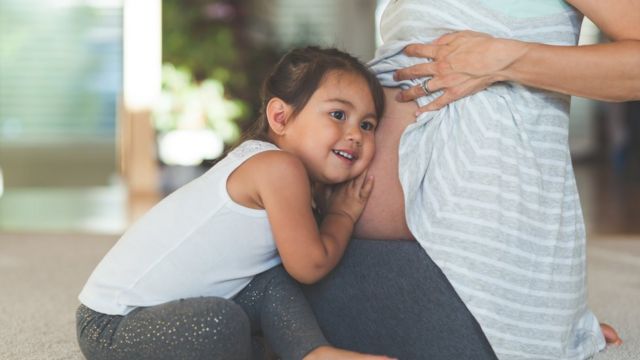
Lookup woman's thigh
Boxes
[304,239,497,360]
[354,88,416,240]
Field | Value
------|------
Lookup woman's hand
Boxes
[394,30,528,114]
[326,171,374,224]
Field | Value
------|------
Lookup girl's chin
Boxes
[315,174,350,185]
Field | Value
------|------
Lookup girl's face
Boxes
[280,70,378,184]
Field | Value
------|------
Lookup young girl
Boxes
[75,47,390,360]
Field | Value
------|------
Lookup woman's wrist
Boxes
[494,38,532,83]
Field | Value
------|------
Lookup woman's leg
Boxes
[76,297,251,360]
[304,239,497,360]
[233,266,329,360]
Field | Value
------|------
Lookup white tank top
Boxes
[79,140,281,315]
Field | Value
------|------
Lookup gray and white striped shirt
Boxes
[369,1,605,358]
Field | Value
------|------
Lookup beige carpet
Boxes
[0,233,638,359]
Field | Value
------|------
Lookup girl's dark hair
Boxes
[242,46,385,143]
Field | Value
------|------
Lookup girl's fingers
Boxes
[360,175,374,199]
[352,170,368,190]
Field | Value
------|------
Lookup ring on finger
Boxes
[421,78,433,96]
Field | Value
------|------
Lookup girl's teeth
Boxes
[333,150,354,160]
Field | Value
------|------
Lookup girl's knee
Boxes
[164,298,252,359]
[200,300,251,358]
[140,297,251,346]
[184,297,251,332]
[209,299,249,338]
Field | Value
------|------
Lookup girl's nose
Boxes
[345,125,363,146]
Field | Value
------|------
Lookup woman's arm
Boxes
[256,152,373,284]
[505,0,640,101]
[394,0,640,112]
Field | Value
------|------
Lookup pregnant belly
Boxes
[354,87,417,240]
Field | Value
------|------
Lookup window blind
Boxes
[0,0,123,140]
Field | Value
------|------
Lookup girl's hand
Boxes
[326,171,374,224]
[394,30,528,114]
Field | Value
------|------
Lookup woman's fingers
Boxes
[433,31,460,45]
[415,91,458,113]
[416,77,489,113]
[394,62,436,81]
[396,72,468,102]
[404,31,483,58]
[396,83,431,102]
[403,43,439,59]
[433,30,481,45]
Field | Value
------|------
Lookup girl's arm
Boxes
[257,152,373,284]
[394,0,640,112]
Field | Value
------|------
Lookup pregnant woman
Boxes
[306,0,637,359]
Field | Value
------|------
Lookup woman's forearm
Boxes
[501,39,640,102]
[396,31,640,111]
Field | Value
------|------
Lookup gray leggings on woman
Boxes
[76,266,328,360]
[304,239,498,360]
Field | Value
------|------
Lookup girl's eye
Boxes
[360,121,376,131]
[330,111,346,121]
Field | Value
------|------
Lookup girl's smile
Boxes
[332,149,357,162]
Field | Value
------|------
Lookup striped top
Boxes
[369,1,605,359]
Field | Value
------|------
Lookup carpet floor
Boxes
[0,233,638,359]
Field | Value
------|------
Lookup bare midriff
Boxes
[353,87,418,240]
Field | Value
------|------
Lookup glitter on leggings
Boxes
[76,266,328,359]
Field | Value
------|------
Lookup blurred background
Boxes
[0,0,638,237]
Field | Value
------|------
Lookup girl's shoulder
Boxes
[227,139,307,181]
[243,150,308,183]
[226,145,309,210]
[227,140,307,182]
[230,140,280,159]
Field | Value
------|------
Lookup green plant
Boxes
[162,0,282,129]
[153,64,246,145]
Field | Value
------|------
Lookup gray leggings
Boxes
[76,266,328,360]
[304,239,498,360]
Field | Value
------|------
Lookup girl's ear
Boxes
[266,98,292,136]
